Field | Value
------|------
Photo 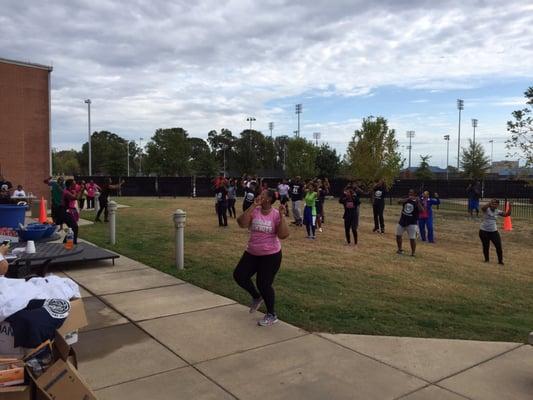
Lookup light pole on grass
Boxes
[456,99,464,169]
[444,134,450,180]
[406,130,415,169]
[126,141,130,177]
[84,99,92,175]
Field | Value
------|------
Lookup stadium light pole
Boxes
[139,137,144,176]
[268,122,274,138]
[295,104,302,137]
[246,117,256,149]
[489,139,494,167]
[406,130,415,169]
[471,118,478,147]
[126,141,130,177]
[313,132,321,146]
[444,135,450,180]
[84,99,92,175]
[456,99,464,169]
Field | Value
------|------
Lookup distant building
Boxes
[490,160,519,175]
[0,57,52,199]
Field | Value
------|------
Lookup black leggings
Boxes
[233,251,282,315]
[373,202,385,231]
[344,216,358,244]
[95,197,108,221]
[57,206,78,244]
[227,199,236,218]
[479,230,503,263]
[216,202,227,226]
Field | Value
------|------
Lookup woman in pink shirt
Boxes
[234,189,289,326]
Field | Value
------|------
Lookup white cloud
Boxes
[0,0,532,157]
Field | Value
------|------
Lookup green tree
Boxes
[286,137,318,178]
[233,129,268,174]
[207,128,236,170]
[52,149,81,175]
[188,137,218,177]
[415,155,434,180]
[274,135,290,172]
[80,131,130,175]
[144,128,191,176]
[316,144,340,178]
[506,86,533,166]
[345,116,403,188]
[461,139,491,179]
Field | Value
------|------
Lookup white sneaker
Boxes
[318,228,323,233]
[258,313,278,326]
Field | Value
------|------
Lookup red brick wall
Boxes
[0,61,51,200]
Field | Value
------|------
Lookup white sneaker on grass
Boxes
[258,313,278,326]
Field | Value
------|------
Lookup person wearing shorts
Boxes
[277,179,290,217]
[396,189,424,256]
[234,189,289,326]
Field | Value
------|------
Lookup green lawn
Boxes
[80,197,533,343]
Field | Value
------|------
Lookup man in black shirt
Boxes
[215,184,228,226]
[289,177,303,226]
[372,179,387,233]
[396,189,425,256]
[95,178,124,222]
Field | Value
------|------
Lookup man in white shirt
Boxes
[13,185,26,198]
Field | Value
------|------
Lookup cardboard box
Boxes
[0,359,24,387]
[0,384,32,400]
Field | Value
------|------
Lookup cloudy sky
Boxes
[2,0,533,167]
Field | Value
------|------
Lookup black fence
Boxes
[75,176,533,218]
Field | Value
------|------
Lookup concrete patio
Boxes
[56,253,532,400]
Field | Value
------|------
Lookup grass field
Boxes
[79,197,533,343]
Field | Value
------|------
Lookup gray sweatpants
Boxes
[292,200,302,224]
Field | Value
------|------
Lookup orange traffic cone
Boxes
[503,201,512,231]
[39,196,47,224]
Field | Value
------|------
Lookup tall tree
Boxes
[52,149,81,175]
[461,139,491,179]
[274,135,290,172]
[207,128,236,170]
[345,116,403,188]
[144,128,191,176]
[80,131,130,175]
[233,129,268,174]
[506,86,533,166]
[316,144,340,178]
[188,137,218,177]
[286,137,318,178]
[415,155,434,180]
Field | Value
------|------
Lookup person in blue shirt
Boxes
[418,191,440,243]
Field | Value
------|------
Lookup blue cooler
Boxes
[0,204,26,229]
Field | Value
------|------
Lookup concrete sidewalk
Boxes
[59,255,532,400]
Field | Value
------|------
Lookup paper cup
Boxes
[25,240,36,254]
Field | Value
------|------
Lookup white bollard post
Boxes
[94,191,100,213]
[173,209,187,270]
[108,201,117,244]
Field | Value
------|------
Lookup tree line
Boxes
[54,82,533,187]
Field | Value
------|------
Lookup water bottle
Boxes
[64,228,74,250]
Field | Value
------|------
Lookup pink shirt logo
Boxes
[247,208,281,256]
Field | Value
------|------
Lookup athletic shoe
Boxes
[258,313,278,326]
[318,228,323,233]
[380,230,385,234]
[373,228,379,232]
[311,236,316,240]
[498,262,505,266]
[249,297,263,313]
[345,242,351,246]
[396,249,404,255]
[94,218,101,222]
[306,236,313,239]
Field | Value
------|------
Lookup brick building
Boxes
[0,57,52,199]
